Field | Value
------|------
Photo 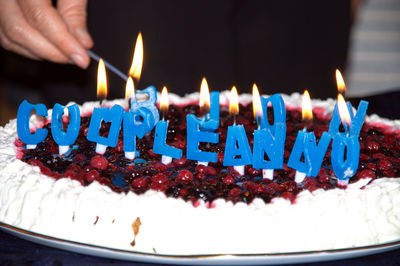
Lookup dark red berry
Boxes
[153,162,168,172]
[62,170,77,178]
[366,141,380,152]
[378,159,392,171]
[27,159,44,168]
[206,166,217,176]
[195,165,207,174]
[85,169,100,182]
[228,187,241,197]
[177,169,193,183]
[281,192,295,202]
[247,167,261,177]
[196,173,206,180]
[282,181,297,192]
[174,157,188,167]
[152,173,168,184]
[223,176,235,184]
[90,155,108,170]
[359,154,370,161]
[358,169,375,179]
[132,177,148,188]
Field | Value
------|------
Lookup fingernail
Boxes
[76,27,94,48]
[71,53,89,69]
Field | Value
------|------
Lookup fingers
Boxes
[0,0,69,63]
[0,28,40,60]
[17,0,90,68]
[57,0,93,49]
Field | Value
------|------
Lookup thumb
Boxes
[57,0,93,48]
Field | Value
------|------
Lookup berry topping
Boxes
[19,102,400,206]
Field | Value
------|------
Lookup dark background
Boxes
[0,0,351,112]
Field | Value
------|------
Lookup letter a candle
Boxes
[223,86,252,175]
[287,90,331,183]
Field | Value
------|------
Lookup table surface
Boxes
[1,91,400,265]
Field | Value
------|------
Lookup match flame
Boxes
[199,77,210,113]
[337,93,351,126]
[129,32,143,80]
[335,69,346,94]
[125,77,135,100]
[97,59,107,99]
[302,90,313,122]
[252,84,263,120]
[229,86,239,116]
[160,86,169,114]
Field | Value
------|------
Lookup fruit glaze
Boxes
[18,94,400,204]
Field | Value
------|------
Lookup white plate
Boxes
[1,222,400,265]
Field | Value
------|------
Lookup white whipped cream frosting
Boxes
[0,92,400,255]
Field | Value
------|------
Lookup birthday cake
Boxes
[0,91,400,255]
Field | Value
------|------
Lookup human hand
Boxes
[0,0,93,69]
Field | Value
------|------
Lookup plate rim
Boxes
[1,220,400,263]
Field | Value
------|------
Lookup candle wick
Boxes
[99,97,106,108]
[128,97,132,110]
[343,122,349,134]
[201,106,210,118]
[256,115,261,129]
[233,114,237,125]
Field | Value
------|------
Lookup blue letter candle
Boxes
[186,114,219,163]
[123,107,157,159]
[17,100,48,149]
[253,93,287,179]
[153,119,182,160]
[329,100,368,137]
[51,103,81,155]
[199,91,220,131]
[253,124,286,170]
[223,125,252,167]
[331,134,360,186]
[260,94,286,131]
[131,86,160,124]
[287,130,332,182]
[87,105,124,154]
[330,94,366,186]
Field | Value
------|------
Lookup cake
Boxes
[0,91,399,255]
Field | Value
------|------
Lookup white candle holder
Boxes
[295,171,306,183]
[234,165,245,176]
[95,144,107,155]
[197,161,208,166]
[262,169,274,180]
[125,151,135,160]
[59,145,70,155]
[337,179,349,187]
[161,155,172,165]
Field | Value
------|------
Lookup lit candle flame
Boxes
[252,83,263,121]
[302,90,313,122]
[160,86,169,115]
[199,77,210,114]
[337,93,351,126]
[125,76,135,100]
[97,58,107,100]
[129,32,143,80]
[335,69,346,95]
[229,86,239,116]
